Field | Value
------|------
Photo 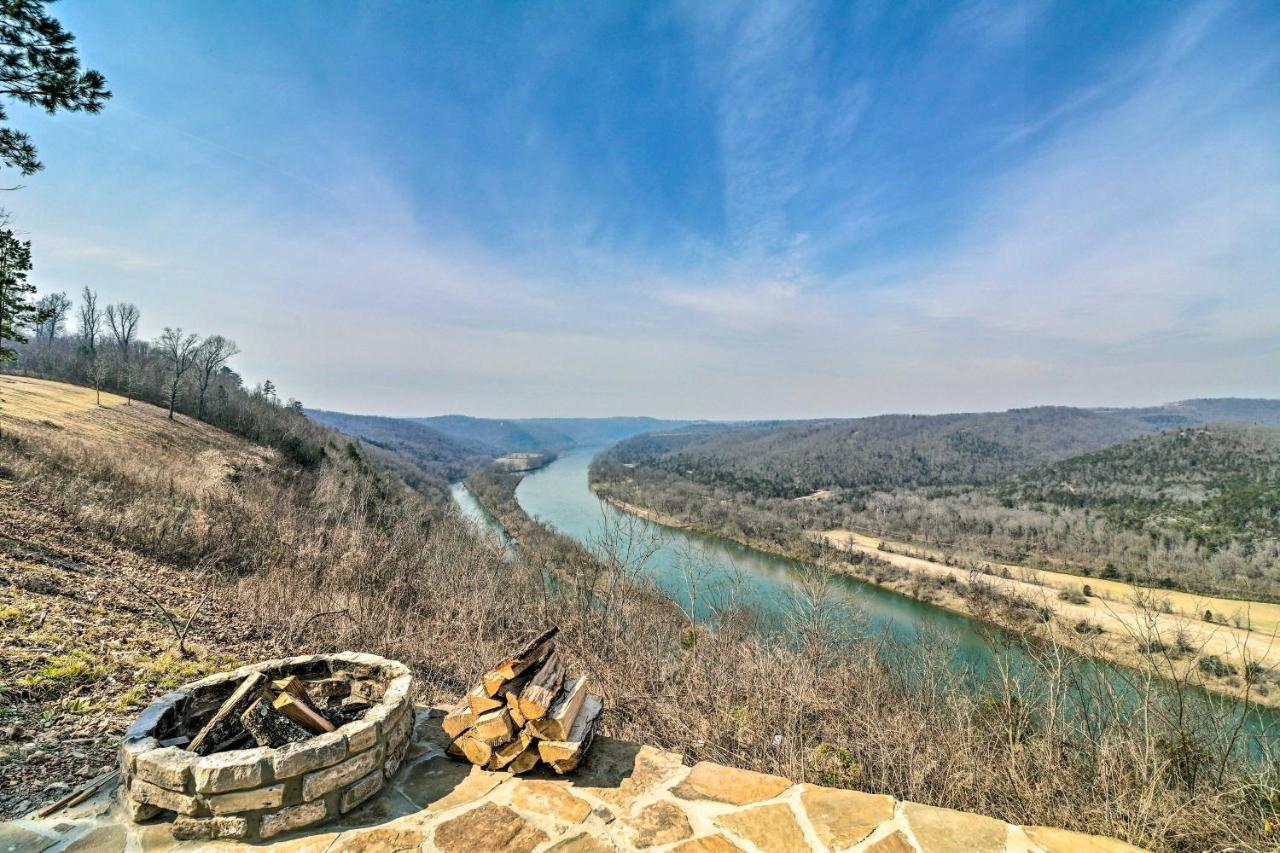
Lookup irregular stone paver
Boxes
[545,831,616,852]
[671,833,746,852]
[799,782,894,848]
[674,761,792,806]
[433,802,548,853]
[63,824,127,852]
[576,740,685,812]
[866,830,915,852]
[511,779,593,824]
[0,824,56,852]
[1024,825,1149,853]
[329,826,426,852]
[259,831,342,852]
[715,802,809,852]
[624,800,694,848]
[903,801,1007,853]
[399,756,503,812]
[135,821,182,851]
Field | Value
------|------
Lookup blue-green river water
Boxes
[454,445,1279,756]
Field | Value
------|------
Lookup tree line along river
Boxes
[452,444,1279,758]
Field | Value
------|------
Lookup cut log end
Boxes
[517,650,565,722]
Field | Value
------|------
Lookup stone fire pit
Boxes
[118,652,413,842]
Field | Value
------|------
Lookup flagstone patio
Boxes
[2,707,1148,852]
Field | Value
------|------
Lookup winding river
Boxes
[455,444,1279,753]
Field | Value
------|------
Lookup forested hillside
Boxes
[1000,424,1280,547]
[594,402,1280,599]
[412,415,574,454]
[307,409,493,483]
[612,407,1155,498]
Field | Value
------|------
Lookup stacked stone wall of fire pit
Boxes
[117,652,414,842]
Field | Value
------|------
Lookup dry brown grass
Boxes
[0,377,1275,850]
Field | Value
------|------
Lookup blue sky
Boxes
[9,0,1279,418]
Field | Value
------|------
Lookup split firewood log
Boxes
[537,695,602,774]
[241,696,312,747]
[525,675,588,741]
[457,733,493,766]
[481,627,558,696]
[471,709,515,745]
[272,691,336,734]
[489,730,534,770]
[505,690,527,727]
[468,684,505,716]
[517,650,565,721]
[442,700,477,739]
[188,672,264,755]
[506,743,540,774]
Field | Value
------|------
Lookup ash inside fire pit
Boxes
[118,652,413,842]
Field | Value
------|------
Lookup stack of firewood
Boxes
[443,627,602,774]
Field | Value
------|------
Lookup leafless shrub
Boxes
[3,433,1276,851]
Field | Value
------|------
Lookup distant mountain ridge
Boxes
[1097,398,1280,429]
[306,409,493,483]
[307,409,696,482]
[411,415,697,454]
[412,415,575,455]
[598,398,1280,499]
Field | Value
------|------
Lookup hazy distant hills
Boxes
[306,409,493,482]
[310,398,1280,498]
[1102,398,1280,429]
[603,407,1151,497]
[411,415,574,455]
[600,399,1280,499]
[307,409,694,482]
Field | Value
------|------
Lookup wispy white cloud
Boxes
[892,1,1280,348]
[657,279,813,331]
[682,1,871,270]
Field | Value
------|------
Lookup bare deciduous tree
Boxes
[36,291,70,341]
[154,327,200,420]
[76,286,100,358]
[104,301,139,359]
[193,334,239,419]
[105,301,140,404]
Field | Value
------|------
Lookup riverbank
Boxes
[451,455,1280,849]
[595,489,1279,710]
